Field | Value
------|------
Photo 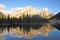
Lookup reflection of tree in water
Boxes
[0,24,54,38]
[22,25,42,34]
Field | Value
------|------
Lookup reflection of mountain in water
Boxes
[0,24,54,38]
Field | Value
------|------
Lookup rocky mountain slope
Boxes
[10,6,54,19]
[39,8,54,19]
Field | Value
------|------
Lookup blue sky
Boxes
[0,0,60,14]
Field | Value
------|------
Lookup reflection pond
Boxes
[0,24,60,40]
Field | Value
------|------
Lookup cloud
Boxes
[0,4,6,10]
[0,4,23,15]
[9,7,23,13]
[0,4,7,15]
[5,7,23,14]
[10,7,23,11]
[3,7,23,15]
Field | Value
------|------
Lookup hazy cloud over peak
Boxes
[0,4,6,10]
[0,4,23,15]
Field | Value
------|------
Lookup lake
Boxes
[0,24,60,40]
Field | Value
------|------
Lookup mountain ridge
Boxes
[0,6,54,19]
[9,6,54,19]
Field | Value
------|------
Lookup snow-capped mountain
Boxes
[6,6,54,19]
[39,8,54,19]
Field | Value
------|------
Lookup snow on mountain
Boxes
[9,6,54,19]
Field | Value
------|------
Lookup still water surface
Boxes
[0,24,60,40]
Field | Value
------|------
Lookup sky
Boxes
[0,0,60,14]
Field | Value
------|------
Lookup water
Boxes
[0,24,60,40]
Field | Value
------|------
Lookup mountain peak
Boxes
[40,8,48,12]
[39,8,54,19]
[23,6,37,12]
[9,6,54,19]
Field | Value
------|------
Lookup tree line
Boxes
[0,13,45,24]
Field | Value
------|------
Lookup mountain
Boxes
[0,12,6,19]
[49,12,60,23]
[32,15,49,23]
[39,8,54,19]
[10,6,54,19]
[10,6,39,18]
[49,12,60,30]
[49,12,60,20]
